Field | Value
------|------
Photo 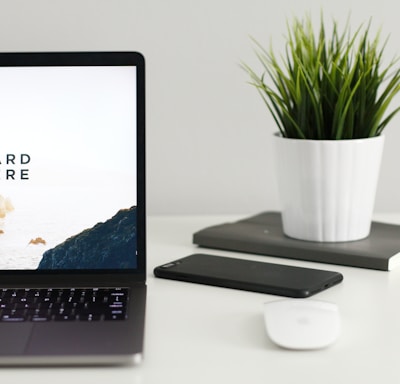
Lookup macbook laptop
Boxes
[0,51,146,365]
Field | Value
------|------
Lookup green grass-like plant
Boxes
[243,14,400,139]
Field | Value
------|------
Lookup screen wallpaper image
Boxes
[0,66,138,270]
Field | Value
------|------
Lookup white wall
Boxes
[1,0,400,215]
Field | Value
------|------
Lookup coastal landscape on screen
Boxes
[0,66,137,270]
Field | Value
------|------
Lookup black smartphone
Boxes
[154,254,343,298]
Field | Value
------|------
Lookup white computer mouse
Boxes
[263,299,341,350]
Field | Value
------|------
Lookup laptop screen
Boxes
[0,52,145,272]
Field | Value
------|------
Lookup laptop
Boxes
[0,51,146,365]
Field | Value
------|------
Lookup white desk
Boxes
[2,214,400,383]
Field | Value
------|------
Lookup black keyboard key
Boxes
[53,314,76,321]
[31,315,52,322]
[79,314,102,321]
[104,313,126,321]
[1,315,26,322]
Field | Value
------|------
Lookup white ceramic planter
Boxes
[273,134,385,242]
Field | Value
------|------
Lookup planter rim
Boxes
[273,132,384,143]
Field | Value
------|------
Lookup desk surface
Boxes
[3,214,400,384]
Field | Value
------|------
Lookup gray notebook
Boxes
[193,212,400,271]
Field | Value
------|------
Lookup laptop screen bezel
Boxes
[0,52,146,283]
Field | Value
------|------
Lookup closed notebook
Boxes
[193,212,400,271]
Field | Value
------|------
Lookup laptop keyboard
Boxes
[0,288,129,322]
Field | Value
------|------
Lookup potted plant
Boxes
[243,14,400,242]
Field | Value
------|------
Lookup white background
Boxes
[0,0,399,215]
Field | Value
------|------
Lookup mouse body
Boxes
[263,299,341,350]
